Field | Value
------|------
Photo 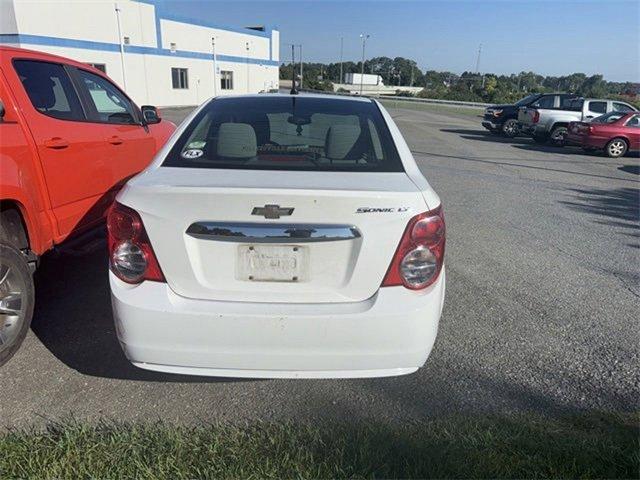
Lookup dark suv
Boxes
[482,93,578,137]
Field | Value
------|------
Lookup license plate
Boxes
[237,245,308,282]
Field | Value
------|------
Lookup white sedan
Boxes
[108,94,445,378]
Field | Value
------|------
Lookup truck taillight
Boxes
[381,206,445,290]
[533,110,540,123]
[107,202,165,284]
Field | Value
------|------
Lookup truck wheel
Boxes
[501,119,520,138]
[549,126,568,146]
[0,244,34,366]
[605,138,628,158]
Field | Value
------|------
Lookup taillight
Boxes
[589,126,595,134]
[382,206,446,290]
[107,202,165,284]
[532,110,540,123]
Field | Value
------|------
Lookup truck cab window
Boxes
[613,102,634,113]
[588,101,607,114]
[532,96,555,109]
[76,69,137,124]
[13,60,85,121]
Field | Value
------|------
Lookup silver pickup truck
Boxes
[518,98,637,144]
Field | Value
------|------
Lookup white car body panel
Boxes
[111,94,445,378]
[111,270,444,378]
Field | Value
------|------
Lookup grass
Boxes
[378,98,485,118]
[1,413,637,479]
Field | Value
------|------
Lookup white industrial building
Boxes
[0,0,280,107]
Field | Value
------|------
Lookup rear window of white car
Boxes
[163,96,404,172]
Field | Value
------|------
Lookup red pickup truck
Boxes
[0,46,176,365]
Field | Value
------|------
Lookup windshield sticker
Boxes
[181,149,204,159]
[188,141,206,149]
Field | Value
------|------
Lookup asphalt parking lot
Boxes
[1,103,638,428]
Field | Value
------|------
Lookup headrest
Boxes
[217,123,257,158]
[22,77,56,110]
[325,125,361,160]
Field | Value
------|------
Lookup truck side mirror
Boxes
[141,105,161,125]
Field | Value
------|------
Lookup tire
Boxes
[549,126,568,146]
[605,138,628,158]
[501,119,520,138]
[533,135,548,144]
[0,243,34,366]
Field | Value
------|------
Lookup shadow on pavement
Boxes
[440,128,533,145]
[559,187,639,248]
[31,242,246,383]
[619,164,640,175]
[512,143,582,155]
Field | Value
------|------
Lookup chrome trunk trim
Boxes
[186,222,362,243]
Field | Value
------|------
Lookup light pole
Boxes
[359,33,369,95]
[114,3,127,91]
[289,44,297,93]
[339,36,344,83]
[286,44,302,89]
[475,43,482,73]
[299,44,303,89]
[246,41,250,93]
[211,37,218,97]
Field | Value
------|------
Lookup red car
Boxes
[0,46,176,365]
[566,111,640,158]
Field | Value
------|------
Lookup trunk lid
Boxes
[122,168,428,303]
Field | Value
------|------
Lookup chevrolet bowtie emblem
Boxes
[251,204,294,219]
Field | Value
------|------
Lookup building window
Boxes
[123,36,130,45]
[87,63,107,73]
[171,68,188,89]
[220,70,233,90]
[170,42,176,53]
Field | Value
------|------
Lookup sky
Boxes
[163,0,639,82]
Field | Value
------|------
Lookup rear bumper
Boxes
[110,270,445,378]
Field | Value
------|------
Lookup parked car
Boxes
[518,97,637,144]
[565,111,640,157]
[482,93,577,137]
[109,94,446,379]
[0,46,176,366]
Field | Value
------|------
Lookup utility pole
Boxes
[211,37,217,97]
[410,62,414,87]
[114,3,127,91]
[359,33,369,95]
[339,36,344,83]
[475,43,482,73]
